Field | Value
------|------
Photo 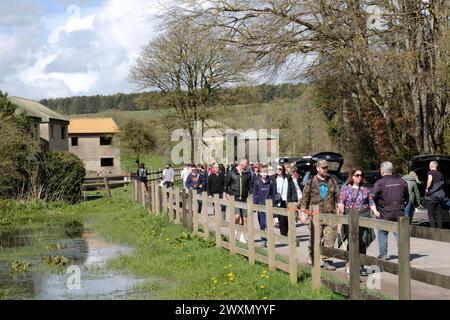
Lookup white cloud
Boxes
[0,0,166,100]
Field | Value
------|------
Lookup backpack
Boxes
[138,167,147,180]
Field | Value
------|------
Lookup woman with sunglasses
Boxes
[338,168,379,276]
[272,164,298,236]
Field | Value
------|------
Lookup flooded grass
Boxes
[0,200,146,300]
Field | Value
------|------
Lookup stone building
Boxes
[68,118,121,174]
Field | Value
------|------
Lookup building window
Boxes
[50,124,54,139]
[61,127,66,140]
[100,136,113,145]
[71,137,78,146]
[100,158,114,167]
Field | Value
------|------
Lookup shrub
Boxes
[37,151,86,204]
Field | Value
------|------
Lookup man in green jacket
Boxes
[298,160,340,271]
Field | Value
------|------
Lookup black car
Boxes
[309,152,345,185]
[408,154,450,226]
[299,152,345,186]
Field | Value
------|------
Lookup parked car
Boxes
[310,152,345,185]
[408,154,450,227]
[298,152,345,186]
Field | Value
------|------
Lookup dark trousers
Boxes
[427,200,443,228]
[277,200,288,236]
[257,211,267,240]
[343,226,368,254]
[164,181,173,188]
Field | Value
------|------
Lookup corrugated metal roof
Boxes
[68,118,119,134]
[9,96,69,123]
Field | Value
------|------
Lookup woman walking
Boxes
[273,165,297,236]
[338,168,379,276]
[253,164,276,247]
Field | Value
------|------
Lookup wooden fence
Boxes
[132,180,450,300]
[82,168,182,200]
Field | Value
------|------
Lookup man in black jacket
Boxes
[225,159,253,242]
[207,163,226,219]
[373,161,409,260]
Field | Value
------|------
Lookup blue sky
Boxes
[42,0,104,14]
[0,0,164,99]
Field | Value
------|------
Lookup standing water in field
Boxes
[0,223,148,299]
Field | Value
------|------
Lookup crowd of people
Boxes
[138,158,446,276]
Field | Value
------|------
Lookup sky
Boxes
[0,0,166,100]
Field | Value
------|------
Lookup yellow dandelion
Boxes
[227,272,234,277]
[260,285,265,289]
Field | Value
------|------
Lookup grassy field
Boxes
[0,191,344,300]
[121,152,168,173]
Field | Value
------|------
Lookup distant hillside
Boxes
[39,83,306,115]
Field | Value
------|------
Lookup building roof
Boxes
[9,96,69,123]
[68,118,119,134]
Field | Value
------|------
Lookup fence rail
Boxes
[131,181,450,300]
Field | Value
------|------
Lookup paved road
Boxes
[203,207,450,300]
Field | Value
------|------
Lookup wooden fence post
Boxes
[186,189,193,232]
[349,208,361,300]
[214,194,222,248]
[162,186,167,212]
[192,190,199,235]
[168,187,173,219]
[266,199,276,272]
[133,179,138,202]
[202,192,209,240]
[141,182,146,207]
[288,204,298,286]
[175,188,181,224]
[247,197,255,265]
[149,182,153,212]
[181,189,187,225]
[229,196,236,255]
[154,185,159,214]
[103,176,111,198]
[312,209,321,289]
[398,216,411,300]
[158,185,163,214]
[136,180,142,205]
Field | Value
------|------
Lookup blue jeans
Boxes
[404,201,415,223]
[378,229,398,258]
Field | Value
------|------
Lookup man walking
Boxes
[225,159,253,243]
[162,163,175,188]
[207,163,226,219]
[373,161,409,260]
[186,165,206,213]
[137,163,149,192]
[426,160,445,228]
[299,159,340,271]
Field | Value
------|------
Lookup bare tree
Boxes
[130,20,249,162]
[173,0,449,163]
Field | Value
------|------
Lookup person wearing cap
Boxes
[299,159,340,271]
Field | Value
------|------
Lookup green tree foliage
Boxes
[0,91,39,198]
[119,120,156,165]
[177,0,449,167]
[39,84,306,115]
[33,152,86,204]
